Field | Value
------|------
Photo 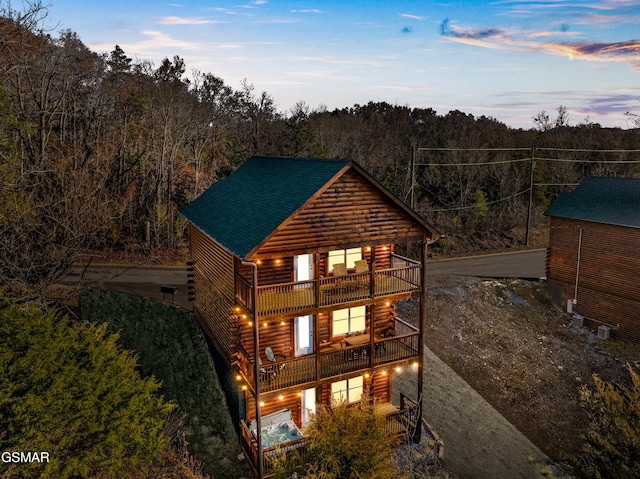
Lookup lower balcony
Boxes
[236,318,419,394]
[240,394,422,478]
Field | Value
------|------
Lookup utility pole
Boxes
[525,147,535,246]
[410,147,416,211]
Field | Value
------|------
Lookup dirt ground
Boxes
[396,275,640,479]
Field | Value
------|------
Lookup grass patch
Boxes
[80,290,249,479]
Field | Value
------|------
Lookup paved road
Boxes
[58,264,193,309]
[427,249,546,279]
[58,249,547,310]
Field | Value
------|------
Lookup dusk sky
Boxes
[47,0,640,129]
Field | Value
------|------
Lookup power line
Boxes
[426,188,531,212]
[415,157,531,167]
[536,148,640,153]
[534,156,640,164]
[416,147,531,152]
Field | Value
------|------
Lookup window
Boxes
[328,247,362,272]
[331,376,363,405]
[332,306,366,337]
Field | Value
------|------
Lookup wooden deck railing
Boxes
[236,344,255,393]
[245,264,421,317]
[235,273,254,312]
[257,279,315,316]
[260,354,317,393]
[237,320,419,392]
[240,420,309,478]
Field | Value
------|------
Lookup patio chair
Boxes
[265,347,287,372]
[353,259,370,290]
[332,263,347,277]
[354,259,369,274]
[331,263,351,293]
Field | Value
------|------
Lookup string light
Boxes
[260,401,265,407]
[235,374,242,381]
[278,395,284,401]
[275,259,282,265]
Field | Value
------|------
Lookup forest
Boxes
[1,2,640,299]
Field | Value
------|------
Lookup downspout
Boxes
[416,239,428,442]
[243,260,263,478]
[573,227,583,306]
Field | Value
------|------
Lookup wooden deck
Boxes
[240,395,421,478]
[236,319,420,394]
[235,264,421,317]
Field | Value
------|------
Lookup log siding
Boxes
[547,217,640,342]
[253,170,426,258]
[189,225,237,358]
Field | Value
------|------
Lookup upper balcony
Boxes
[235,254,422,318]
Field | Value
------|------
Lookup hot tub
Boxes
[248,409,305,449]
[261,420,304,448]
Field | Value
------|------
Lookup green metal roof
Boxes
[544,176,640,229]
[181,156,349,258]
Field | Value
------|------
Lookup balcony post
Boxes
[243,260,264,478]
[416,240,428,442]
[369,246,376,298]
[314,253,321,382]
[314,252,320,309]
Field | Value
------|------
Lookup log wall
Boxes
[547,217,640,342]
[254,169,427,258]
[318,369,391,406]
[189,225,237,357]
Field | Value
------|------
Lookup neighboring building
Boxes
[181,156,440,478]
[544,176,640,342]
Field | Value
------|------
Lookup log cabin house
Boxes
[545,176,640,343]
[181,156,440,477]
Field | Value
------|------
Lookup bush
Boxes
[0,300,174,478]
[577,365,640,479]
[273,399,401,479]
